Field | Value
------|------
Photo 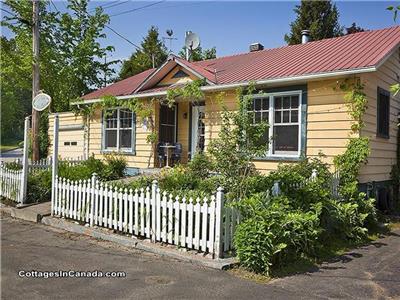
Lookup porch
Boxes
[153,101,206,167]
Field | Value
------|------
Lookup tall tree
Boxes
[178,46,217,62]
[119,26,168,80]
[346,23,365,35]
[284,0,343,45]
[1,0,116,155]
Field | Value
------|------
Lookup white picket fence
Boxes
[14,156,85,173]
[0,164,24,203]
[52,174,239,258]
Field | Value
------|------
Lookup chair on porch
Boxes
[157,143,167,167]
[171,143,182,166]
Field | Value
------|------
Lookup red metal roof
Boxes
[193,26,400,84]
[81,68,155,100]
[82,26,400,100]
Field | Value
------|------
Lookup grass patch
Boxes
[228,266,271,283]
[0,138,22,152]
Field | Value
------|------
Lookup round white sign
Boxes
[32,93,51,111]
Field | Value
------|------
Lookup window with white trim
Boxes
[103,108,135,152]
[250,91,302,157]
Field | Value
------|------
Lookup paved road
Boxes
[1,215,400,300]
[0,148,22,162]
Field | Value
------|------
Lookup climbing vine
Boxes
[334,77,370,196]
[72,95,157,167]
[165,79,206,107]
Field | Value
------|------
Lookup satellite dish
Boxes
[32,93,51,111]
[185,32,200,50]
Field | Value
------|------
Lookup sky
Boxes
[1,0,400,71]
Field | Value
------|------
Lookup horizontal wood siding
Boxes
[203,80,353,173]
[359,50,400,183]
[48,113,85,159]
[88,105,155,169]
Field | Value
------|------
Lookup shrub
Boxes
[27,170,52,203]
[234,194,321,275]
[187,152,213,179]
[102,153,127,180]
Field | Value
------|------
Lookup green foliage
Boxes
[1,0,116,155]
[234,193,321,275]
[187,152,213,179]
[234,158,377,275]
[208,84,269,200]
[25,155,126,203]
[103,154,127,180]
[178,46,217,62]
[165,79,206,107]
[340,78,368,133]
[387,5,400,21]
[334,137,370,191]
[285,0,343,45]
[119,26,168,80]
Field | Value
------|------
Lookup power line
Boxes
[110,0,165,17]
[105,24,141,51]
[1,7,15,16]
[50,0,60,13]
[91,1,129,12]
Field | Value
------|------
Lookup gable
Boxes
[156,65,199,87]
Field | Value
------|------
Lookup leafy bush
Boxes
[187,152,213,179]
[234,158,378,275]
[234,194,321,275]
[27,170,52,203]
[102,153,127,180]
[25,156,127,203]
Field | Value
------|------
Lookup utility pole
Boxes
[104,55,107,87]
[32,0,40,161]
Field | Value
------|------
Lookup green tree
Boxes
[1,0,116,156]
[178,46,217,62]
[119,26,168,80]
[284,0,343,45]
[346,23,365,35]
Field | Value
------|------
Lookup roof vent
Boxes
[249,42,264,52]
[301,30,310,44]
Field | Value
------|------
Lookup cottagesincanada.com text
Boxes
[18,270,126,279]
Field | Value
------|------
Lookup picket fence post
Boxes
[311,169,318,181]
[151,180,158,242]
[214,186,224,258]
[272,181,280,196]
[90,173,97,227]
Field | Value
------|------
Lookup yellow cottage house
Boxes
[49,26,400,200]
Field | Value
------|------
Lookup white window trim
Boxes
[102,107,136,153]
[251,90,303,159]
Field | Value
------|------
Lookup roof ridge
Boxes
[193,25,400,65]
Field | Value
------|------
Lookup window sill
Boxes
[101,150,136,156]
[253,156,302,162]
[376,133,390,140]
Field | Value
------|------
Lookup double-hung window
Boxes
[103,108,135,152]
[377,87,390,139]
[250,91,302,158]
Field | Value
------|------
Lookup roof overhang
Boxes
[134,54,214,93]
[73,66,377,105]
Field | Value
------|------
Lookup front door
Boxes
[159,104,177,144]
[191,105,205,156]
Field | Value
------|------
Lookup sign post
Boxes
[19,116,30,206]
[51,114,59,216]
